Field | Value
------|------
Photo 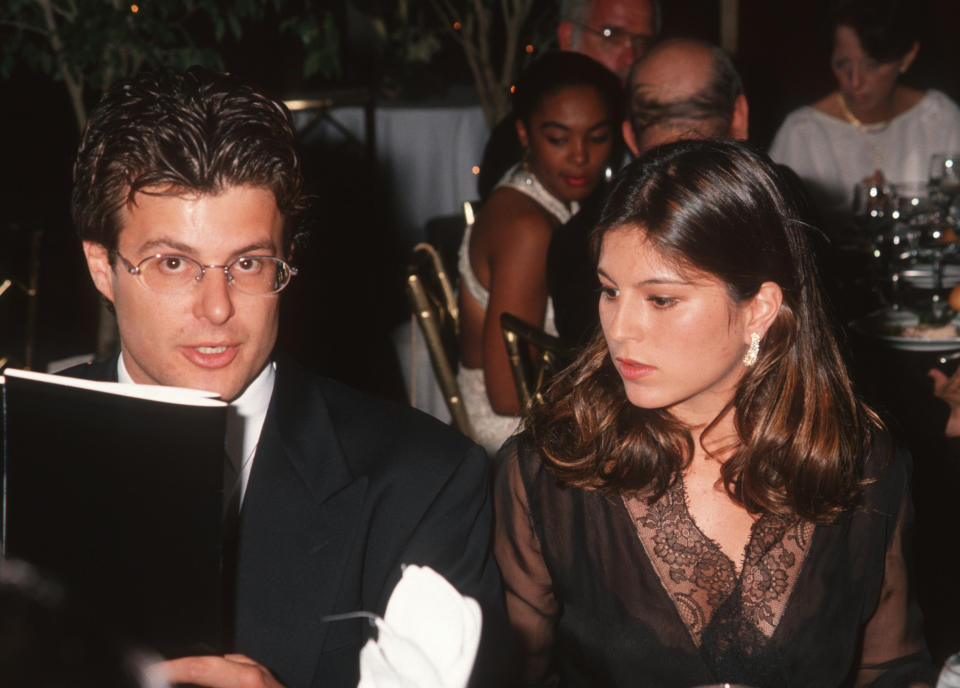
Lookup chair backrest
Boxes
[500,312,571,411]
[0,226,43,371]
[405,243,474,439]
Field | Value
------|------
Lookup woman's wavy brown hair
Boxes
[527,139,880,523]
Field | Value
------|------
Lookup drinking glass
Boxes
[853,179,892,219]
[930,153,960,198]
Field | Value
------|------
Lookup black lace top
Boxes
[493,433,936,687]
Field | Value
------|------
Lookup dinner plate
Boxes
[849,310,960,352]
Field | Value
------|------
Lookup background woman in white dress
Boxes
[769,0,960,221]
[457,52,622,455]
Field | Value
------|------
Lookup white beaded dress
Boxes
[456,163,576,455]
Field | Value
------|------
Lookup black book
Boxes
[0,368,228,658]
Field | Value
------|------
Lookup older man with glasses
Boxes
[557,0,661,81]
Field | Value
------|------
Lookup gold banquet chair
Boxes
[405,242,475,439]
[500,312,571,411]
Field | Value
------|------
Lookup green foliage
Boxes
[281,9,341,79]
[0,0,343,128]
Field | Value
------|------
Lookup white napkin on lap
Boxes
[357,565,482,688]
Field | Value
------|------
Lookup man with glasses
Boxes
[66,67,503,688]
[557,0,661,81]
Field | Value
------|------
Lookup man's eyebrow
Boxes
[137,238,278,257]
[138,238,195,254]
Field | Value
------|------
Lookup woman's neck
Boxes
[835,86,923,128]
[678,405,741,468]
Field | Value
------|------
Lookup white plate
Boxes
[850,310,960,351]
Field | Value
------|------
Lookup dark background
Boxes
[2,0,960,667]
[4,0,960,386]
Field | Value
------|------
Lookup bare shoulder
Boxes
[475,187,558,251]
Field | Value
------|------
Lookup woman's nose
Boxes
[604,299,638,342]
[570,140,588,165]
[848,64,863,89]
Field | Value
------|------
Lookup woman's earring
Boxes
[521,149,534,185]
[743,332,761,367]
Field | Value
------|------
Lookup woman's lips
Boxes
[180,344,239,369]
[616,357,655,380]
[564,175,592,188]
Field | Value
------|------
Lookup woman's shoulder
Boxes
[859,431,911,511]
[914,88,960,123]
[476,186,558,243]
[772,101,838,142]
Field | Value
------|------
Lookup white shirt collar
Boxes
[116,354,275,502]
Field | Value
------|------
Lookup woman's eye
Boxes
[649,295,677,308]
[599,286,618,300]
[546,137,568,146]
[590,133,611,145]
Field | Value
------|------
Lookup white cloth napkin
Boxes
[357,565,482,688]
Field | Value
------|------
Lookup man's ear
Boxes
[82,241,116,304]
[745,281,782,342]
[729,94,749,141]
[557,21,574,51]
[622,120,640,157]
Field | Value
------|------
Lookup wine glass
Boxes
[930,153,960,200]
[853,179,893,220]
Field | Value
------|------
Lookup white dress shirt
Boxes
[117,354,275,504]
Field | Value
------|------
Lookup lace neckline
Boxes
[621,478,815,649]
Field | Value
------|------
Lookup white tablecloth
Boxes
[294,95,487,425]
[293,96,488,247]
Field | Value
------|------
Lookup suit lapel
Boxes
[233,359,368,688]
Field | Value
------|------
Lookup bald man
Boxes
[548,39,751,345]
[623,38,749,153]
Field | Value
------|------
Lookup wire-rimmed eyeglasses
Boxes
[573,22,653,55]
[112,251,298,296]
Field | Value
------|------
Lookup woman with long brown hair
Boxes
[494,139,935,687]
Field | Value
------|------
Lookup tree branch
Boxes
[34,0,86,130]
[0,19,49,37]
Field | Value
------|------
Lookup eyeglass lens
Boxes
[138,255,291,294]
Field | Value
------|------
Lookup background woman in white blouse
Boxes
[769,0,960,221]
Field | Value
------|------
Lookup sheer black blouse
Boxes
[494,433,936,687]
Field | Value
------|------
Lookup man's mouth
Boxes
[195,345,228,354]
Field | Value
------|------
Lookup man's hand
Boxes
[153,654,284,688]
[929,367,960,437]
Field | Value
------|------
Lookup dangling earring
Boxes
[521,148,534,185]
[743,332,760,367]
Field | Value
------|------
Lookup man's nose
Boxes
[193,268,235,325]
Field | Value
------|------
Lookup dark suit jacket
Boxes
[63,354,505,688]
